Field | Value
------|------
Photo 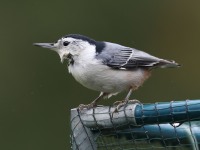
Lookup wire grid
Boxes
[71,100,200,150]
[94,122,200,150]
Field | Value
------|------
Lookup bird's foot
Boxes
[78,102,97,111]
[113,100,125,106]
[112,99,141,114]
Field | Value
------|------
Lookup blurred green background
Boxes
[1,1,200,149]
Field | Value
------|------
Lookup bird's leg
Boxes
[88,92,105,107]
[113,89,141,113]
[125,88,133,102]
[113,89,133,106]
[78,92,105,110]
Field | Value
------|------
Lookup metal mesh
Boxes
[70,100,200,150]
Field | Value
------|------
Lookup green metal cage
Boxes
[71,100,200,150]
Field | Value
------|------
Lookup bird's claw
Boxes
[127,99,141,105]
[112,99,141,117]
[78,102,96,110]
[113,100,125,106]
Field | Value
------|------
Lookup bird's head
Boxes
[34,34,104,63]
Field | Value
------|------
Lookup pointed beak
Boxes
[33,43,56,49]
[33,42,69,63]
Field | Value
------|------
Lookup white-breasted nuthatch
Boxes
[34,34,180,111]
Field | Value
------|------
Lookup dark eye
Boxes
[63,41,70,46]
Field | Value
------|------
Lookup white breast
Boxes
[68,46,149,94]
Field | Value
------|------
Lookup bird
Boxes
[34,34,180,111]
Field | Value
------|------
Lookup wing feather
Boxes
[106,47,162,69]
[96,42,179,69]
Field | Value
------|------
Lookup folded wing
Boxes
[97,42,179,69]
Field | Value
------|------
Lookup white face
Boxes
[34,37,92,63]
[54,37,90,62]
[34,37,95,62]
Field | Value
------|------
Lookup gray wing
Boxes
[97,42,179,69]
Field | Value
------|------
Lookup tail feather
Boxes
[158,59,180,68]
